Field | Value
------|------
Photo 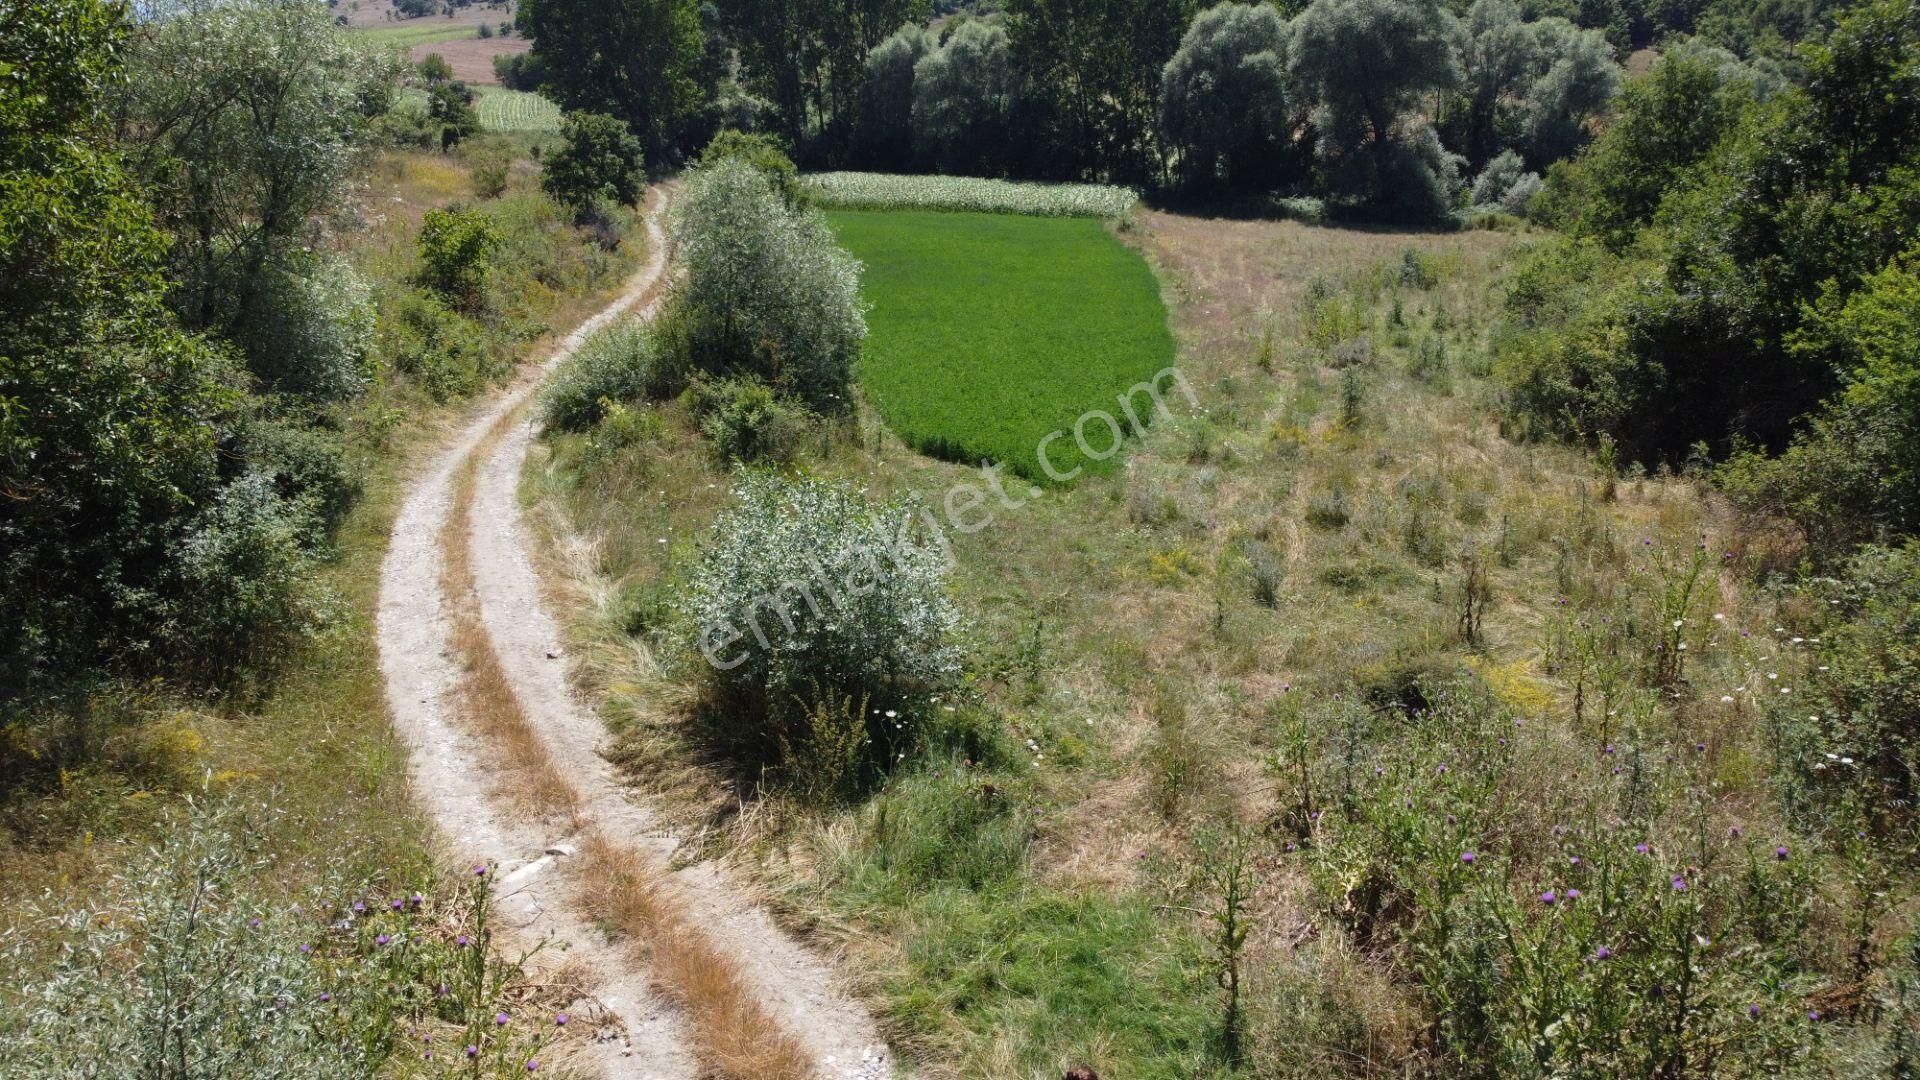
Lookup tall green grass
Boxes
[829,209,1176,482]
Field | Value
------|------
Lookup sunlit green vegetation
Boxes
[830,209,1175,481]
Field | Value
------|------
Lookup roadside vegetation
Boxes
[3,0,648,1070]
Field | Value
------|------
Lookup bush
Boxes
[685,376,809,464]
[540,111,644,213]
[696,129,805,207]
[660,157,865,413]
[1470,149,1526,208]
[538,319,672,431]
[677,473,962,769]
[468,143,513,199]
[415,208,502,308]
[156,473,324,680]
[0,800,562,1078]
[233,254,376,403]
[1770,542,1920,826]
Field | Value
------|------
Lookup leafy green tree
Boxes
[118,0,392,402]
[716,0,929,162]
[1535,47,1757,248]
[541,111,646,211]
[1157,2,1295,193]
[1,0,273,689]
[1520,17,1620,164]
[1443,0,1544,168]
[519,0,707,162]
[858,22,933,170]
[1719,244,1920,553]
[1504,0,1920,477]
[657,157,865,413]
[912,18,1014,175]
[1289,0,1462,219]
[1005,0,1198,183]
[697,129,806,207]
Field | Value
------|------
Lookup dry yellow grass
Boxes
[439,410,583,823]
[579,830,819,1080]
[439,404,820,1080]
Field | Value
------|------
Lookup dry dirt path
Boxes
[377,189,893,1080]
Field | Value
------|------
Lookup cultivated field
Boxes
[809,171,1139,217]
[475,87,561,132]
[830,208,1175,481]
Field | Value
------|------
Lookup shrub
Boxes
[468,143,513,198]
[538,319,673,432]
[660,157,865,413]
[1470,148,1526,208]
[677,473,962,769]
[232,253,376,403]
[157,473,324,679]
[415,208,502,308]
[0,800,561,1078]
[696,129,805,207]
[540,110,644,212]
[685,376,809,465]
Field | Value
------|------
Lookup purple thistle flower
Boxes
[1604,744,1615,754]
[352,901,366,914]
[1594,946,1611,960]
[1541,891,1557,905]
[1730,825,1742,838]
[495,1012,509,1026]
[1566,888,1581,900]
[1695,743,1706,752]
[466,1046,479,1059]
[1461,851,1476,865]
[319,992,333,1003]
[248,917,261,929]
[376,934,391,947]
[1749,1004,1761,1019]
[299,943,312,954]
[527,1062,540,1073]
[474,864,488,877]
[391,899,404,911]
[457,934,470,947]
[1809,1010,1821,1022]
[410,892,424,909]
[1775,845,1789,861]
[1671,875,1689,891]
[555,1013,569,1026]
[1634,843,1650,855]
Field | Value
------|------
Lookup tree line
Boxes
[516,0,1841,218]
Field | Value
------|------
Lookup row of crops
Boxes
[474,87,561,133]
[807,172,1137,218]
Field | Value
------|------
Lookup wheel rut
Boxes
[377,188,893,1080]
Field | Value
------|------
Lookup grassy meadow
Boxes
[829,209,1177,482]
[529,185,1919,1075]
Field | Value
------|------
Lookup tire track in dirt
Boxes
[379,187,894,1080]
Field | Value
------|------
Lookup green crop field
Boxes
[829,209,1176,483]
[475,87,562,132]
[353,21,478,47]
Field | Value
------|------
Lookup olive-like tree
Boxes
[912,19,1013,175]
[859,22,933,169]
[660,157,866,413]
[1289,0,1461,219]
[118,0,393,402]
[1157,2,1293,193]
